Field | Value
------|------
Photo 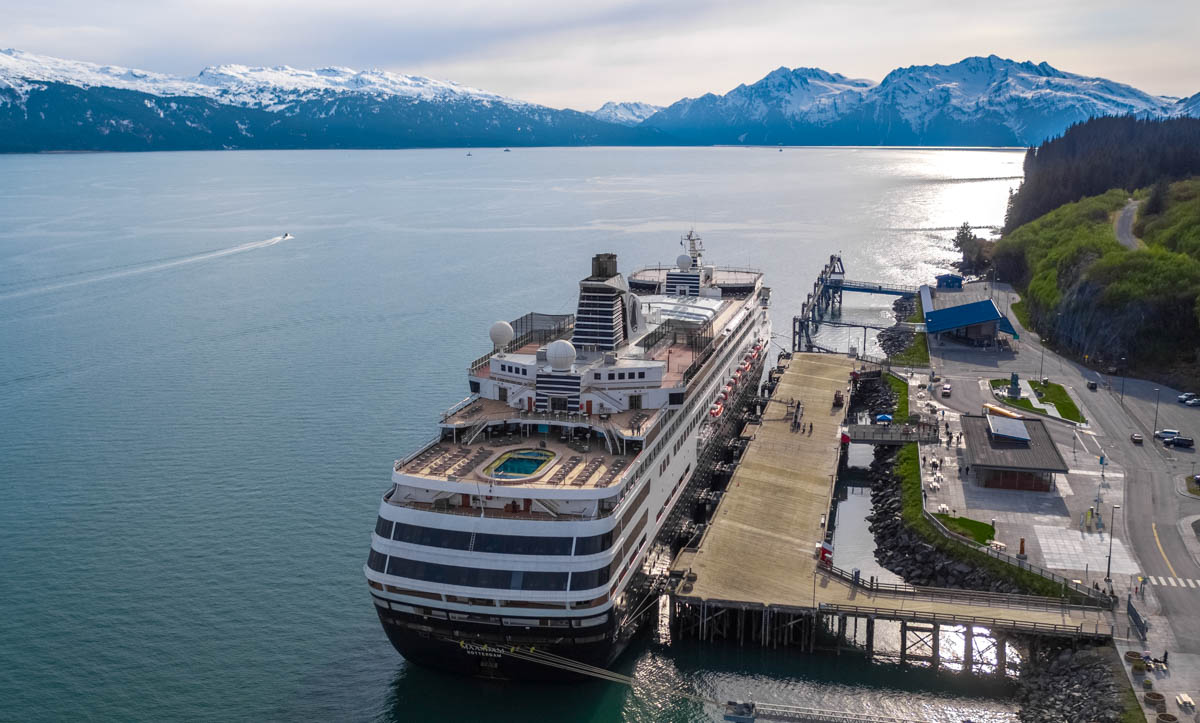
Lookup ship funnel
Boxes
[591,253,618,279]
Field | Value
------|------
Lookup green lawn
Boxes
[1029,379,1087,423]
[935,514,995,544]
[989,378,1085,422]
[889,331,930,366]
[906,295,924,323]
[886,374,909,420]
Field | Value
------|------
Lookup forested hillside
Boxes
[993,181,1200,381]
[1004,117,1200,232]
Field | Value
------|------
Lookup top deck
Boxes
[629,265,762,290]
[671,354,1111,635]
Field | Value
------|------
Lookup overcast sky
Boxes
[5,0,1198,108]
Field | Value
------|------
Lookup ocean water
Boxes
[0,147,1022,722]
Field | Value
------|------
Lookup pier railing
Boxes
[818,603,1111,638]
[818,562,1110,612]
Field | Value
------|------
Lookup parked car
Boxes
[941,384,952,398]
[1166,436,1195,448]
[1180,392,1196,403]
[1130,432,1144,444]
[1087,380,1098,390]
[1188,398,1200,407]
[1155,429,1181,439]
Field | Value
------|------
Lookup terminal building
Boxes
[920,284,1018,346]
[960,414,1069,492]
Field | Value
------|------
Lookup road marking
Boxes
[1153,522,1179,578]
[1151,576,1164,585]
[1169,577,1179,587]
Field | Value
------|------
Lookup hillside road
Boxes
[1115,199,1142,249]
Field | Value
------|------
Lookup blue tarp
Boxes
[876,414,893,422]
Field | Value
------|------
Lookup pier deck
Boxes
[671,353,1113,641]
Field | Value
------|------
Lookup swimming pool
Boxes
[483,449,556,481]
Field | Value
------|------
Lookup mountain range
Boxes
[1,49,1196,152]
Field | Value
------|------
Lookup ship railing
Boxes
[396,435,442,469]
[440,395,480,422]
[390,498,599,522]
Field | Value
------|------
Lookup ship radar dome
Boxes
[546,339,577,371]
[676,254,692,272]
[489,320,515,350]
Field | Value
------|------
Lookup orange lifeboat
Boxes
[709,402,724,418]
[733,369,743,383]
[741,361,752,372]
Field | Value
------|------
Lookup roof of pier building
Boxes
[960,414,1069,473]
[920,286,1017,337]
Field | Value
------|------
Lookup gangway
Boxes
[792,254,919,352]
[842,423,940,445]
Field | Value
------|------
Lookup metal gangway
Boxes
[792,254,919,352]
[842,423,940,445]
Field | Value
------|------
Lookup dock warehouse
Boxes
[960,414,1069,492]
[920,285,1018,345]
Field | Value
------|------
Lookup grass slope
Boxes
[890,333,930,367]
[934,514,995,544]
[886,373,909,420]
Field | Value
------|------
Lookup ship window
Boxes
[469,380,480,393]
[618,372,625,380]
[669,392,684,405]
[375,516,393,539]
[367,549,388,573]
[569,565,612,591]
[594,373,601,380]
[608,373,614,380]
[390,522,573,555]
[573,531,615,555]
[522,369,527,376]
[638,372,645,379]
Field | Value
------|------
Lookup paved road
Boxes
[1115,199,1142,250]
[931,282,1200,651]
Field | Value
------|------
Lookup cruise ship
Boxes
[365,232,772,678]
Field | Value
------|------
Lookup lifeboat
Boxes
[733,369,743,383]
[709,402,724,418]
[717,389,728,402]
[741,361,752,372]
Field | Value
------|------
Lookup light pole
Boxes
[1105,504,1121,586]
[1153,388,1161,433]
[1039,337,1048,380]
[1119,357,1126,405]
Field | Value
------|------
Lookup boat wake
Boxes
[0,234,291,302]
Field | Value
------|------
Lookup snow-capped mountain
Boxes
[2,49,1197,152]
[0,49,658,152]
[586,101,663,126]
[646,55,1197,146]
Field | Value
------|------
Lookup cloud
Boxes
[2,0,1197,107]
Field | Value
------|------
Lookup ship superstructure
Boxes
[365,232,771,677]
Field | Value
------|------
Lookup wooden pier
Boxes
[668,353,1114,667]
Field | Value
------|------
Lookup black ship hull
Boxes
[375,604,623,681]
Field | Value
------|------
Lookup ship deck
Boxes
[629,266,762,287]
[396,424,640,490]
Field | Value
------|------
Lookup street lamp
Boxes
[1039,337,1048,380]
[1105,504,1122,585]
[1153,388,1161,434]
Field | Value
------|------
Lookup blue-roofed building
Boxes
[935,273,963,289]
[920,284,1018,346]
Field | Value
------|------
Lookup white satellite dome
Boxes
[489,320,515,350]
[546,339,577,371]
[676,254,692,272]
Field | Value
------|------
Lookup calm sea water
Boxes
[0,147,1022,722]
